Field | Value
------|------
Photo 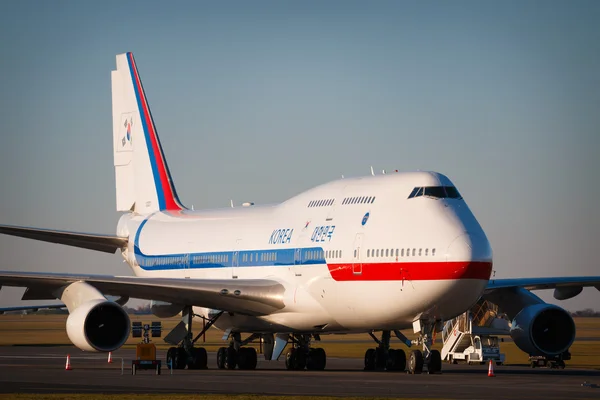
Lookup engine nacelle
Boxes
[150,300,184,318]
[66,299,131,352]
[510,304,575,356]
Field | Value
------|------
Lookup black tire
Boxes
[188,347,207,369]
[294,349,307,370]
[408,350,424,374]
[306,348,326,370]
[387,348,406,371]
[225,347,237,370]
[216,347,227,369]
[285,348,296,370]
[174,347,187,370]
[314,348,326,370]
[427,349,442,374]
[238,347,258,370]
[374,347,386,370]
[166,347,176,370]
[364,348,376,371]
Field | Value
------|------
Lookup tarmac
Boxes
[0,346,598,399]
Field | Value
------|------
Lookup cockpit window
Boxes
[445,186,462,199]
[424,186,446,198]
[408,186,462,200]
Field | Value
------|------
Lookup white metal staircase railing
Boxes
[441,313,472,360]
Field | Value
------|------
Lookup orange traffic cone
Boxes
[488,359,495,377]
[107,351,113,363]
[65,354,72,370]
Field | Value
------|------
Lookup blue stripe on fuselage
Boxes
[133,219,327,271]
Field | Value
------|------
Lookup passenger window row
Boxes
[342,196,375,205]
[308,199,335,208]
[325,250,342,259]
[193,254,229,264]
[365,248,436,258]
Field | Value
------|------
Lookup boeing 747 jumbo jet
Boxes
[1,53,599,373]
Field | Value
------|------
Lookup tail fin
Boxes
[111,53,184,214]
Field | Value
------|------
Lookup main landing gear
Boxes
[363,320,442,374]
[166,307,223,370]
[363,330,407,371]
[216,332,260,370]
[284,334,327,371]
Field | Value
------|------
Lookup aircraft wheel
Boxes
[173,347,187,370]
[364,348,376,371]
[285,348,296,370]
[387,348,406,371]
[408,350,424,374]
[374,347,386,370]
[216,347,227,369]
[238,347,258,370]
[307,348,326,370]
[225,347,237,370]
[166,347,176,369]
[188,347,207,369]
[427,349,442,374]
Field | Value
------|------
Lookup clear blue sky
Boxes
[0,1,598,310]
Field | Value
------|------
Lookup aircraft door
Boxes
[293,248,302,277]
[352,233,364,275]
[232,239,242,279]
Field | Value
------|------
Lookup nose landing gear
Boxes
[407,319,442,374]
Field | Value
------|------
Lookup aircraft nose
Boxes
[447,232,492,262]
[446,232,493,280]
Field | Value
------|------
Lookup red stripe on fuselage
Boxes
[327,261,492,281]
[128,53,181,211]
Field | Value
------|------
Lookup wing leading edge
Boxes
[0,224,127,253]
[0,271,285,316]
[485,276,600,293]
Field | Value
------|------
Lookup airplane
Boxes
[1,52,599,373]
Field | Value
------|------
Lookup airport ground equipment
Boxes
[529,352,569,369]
[442,300,507,366]
[131,321,162,375]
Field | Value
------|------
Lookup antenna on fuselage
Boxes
[370,166,375,176]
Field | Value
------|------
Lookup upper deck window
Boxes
[408,186,462,200]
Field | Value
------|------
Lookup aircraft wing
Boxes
[0,224,127,253]
[0,271,286,316]
[485,277,600,292]
[0,303,65,314]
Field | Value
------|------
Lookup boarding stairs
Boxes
[441,300,509,364]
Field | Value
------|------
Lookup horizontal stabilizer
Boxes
[0,224,127,253]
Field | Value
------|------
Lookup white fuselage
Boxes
[119,171,493,333]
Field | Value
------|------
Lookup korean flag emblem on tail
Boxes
[117,113,134,152]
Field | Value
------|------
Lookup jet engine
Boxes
[66,298,131,352]
[150,300,184,318]
[510,304,575,356]
[59,281,131,352]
